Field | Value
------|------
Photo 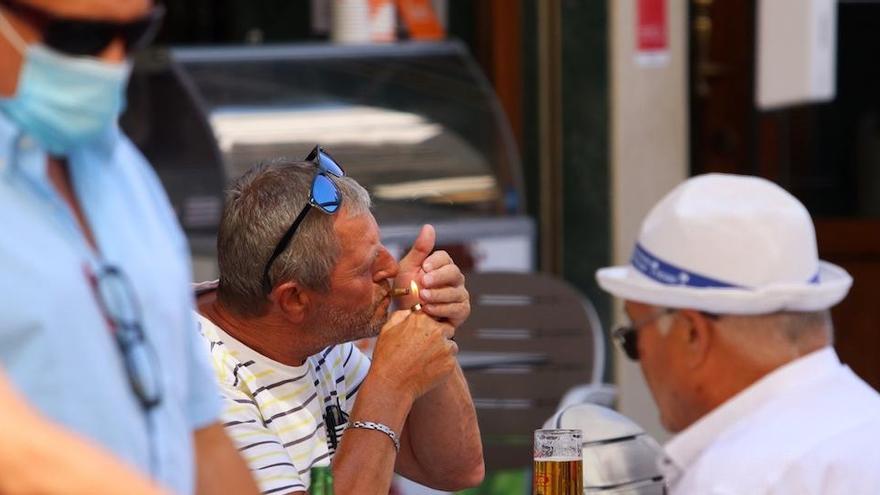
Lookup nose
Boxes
[98,37,127,63]
[373,246,399,283]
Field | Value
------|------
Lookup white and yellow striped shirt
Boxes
[196,313,371,494]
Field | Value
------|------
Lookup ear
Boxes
[271,281,310,324]
[677,309,714,369]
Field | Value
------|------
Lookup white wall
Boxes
[608,0,689,442]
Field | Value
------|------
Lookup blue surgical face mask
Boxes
[0,12,131,156]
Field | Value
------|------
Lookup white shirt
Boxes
[196,314,371,494]
[660,347,880,494]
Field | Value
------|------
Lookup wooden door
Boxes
[690,0,880,389]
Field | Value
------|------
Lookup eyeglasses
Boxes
[324,400,349,454]
[612,309,675,361]
[0,1,165,56]
[86,264,162,411]
[261,145,345,294]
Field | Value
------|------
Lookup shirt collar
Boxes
[0,111,53,192]
[660,347,842,480]
[0,112,18,175]
[0,110,121,178]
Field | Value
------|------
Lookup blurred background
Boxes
[122,0,880,472]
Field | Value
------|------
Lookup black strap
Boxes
[261,203,311,293]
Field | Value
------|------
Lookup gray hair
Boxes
[714,310,833,363]
[216,159,372,317]
[650,306,833,363]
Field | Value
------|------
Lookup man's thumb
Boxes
[399,224,435,271]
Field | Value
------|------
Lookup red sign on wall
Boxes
[636,0,669,67]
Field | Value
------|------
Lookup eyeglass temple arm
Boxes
[261,204,312,294]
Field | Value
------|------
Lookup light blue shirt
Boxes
[0,113,220,494]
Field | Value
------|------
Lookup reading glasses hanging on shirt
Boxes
[88,264,163,410]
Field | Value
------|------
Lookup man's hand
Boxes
[331,310,462,494]
[370,310,459,401]
[0,371,169,495]
[194,423,260,495]
[396,224,471,328]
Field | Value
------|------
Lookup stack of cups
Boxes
[332,0,395,44]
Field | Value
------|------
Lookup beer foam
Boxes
[534,456,582,462]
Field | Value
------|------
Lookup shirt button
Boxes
[19,137,33,150]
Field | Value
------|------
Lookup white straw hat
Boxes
[596,174,852,314]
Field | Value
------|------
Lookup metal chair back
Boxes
[456,271,605,470]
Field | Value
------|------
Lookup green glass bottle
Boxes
[309,465,334,495]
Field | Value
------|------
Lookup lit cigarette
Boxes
[390,281,421,311]
[410,280,422,312]
[391,287,411,297]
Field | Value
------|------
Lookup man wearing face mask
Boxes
[0,1,258,494]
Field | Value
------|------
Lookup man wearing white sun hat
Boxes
[597,174,880,494]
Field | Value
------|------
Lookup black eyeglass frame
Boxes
[0,0,165,56]
[88,264,163,411]
[612,308,676,362]
[260,146,345,294]
[613,309,721,361]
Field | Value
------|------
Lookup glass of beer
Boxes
[533,428,583,495]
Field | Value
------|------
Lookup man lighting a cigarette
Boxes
[194,148,484,495]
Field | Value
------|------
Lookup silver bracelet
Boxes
[348,420,401,452]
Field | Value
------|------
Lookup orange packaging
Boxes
[369,0,396,42]
[396,0,444,40]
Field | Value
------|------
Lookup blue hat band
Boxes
[630,243,820,289]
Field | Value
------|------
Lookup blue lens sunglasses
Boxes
[261,145,345,293]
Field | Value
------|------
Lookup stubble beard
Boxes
[311,294,389,347]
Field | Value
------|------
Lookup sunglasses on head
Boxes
[0,1,165,56]
[261,145,345,294]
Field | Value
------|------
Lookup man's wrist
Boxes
[347,421,401,452]
[350,371,413,430]
[363,364,417,407]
